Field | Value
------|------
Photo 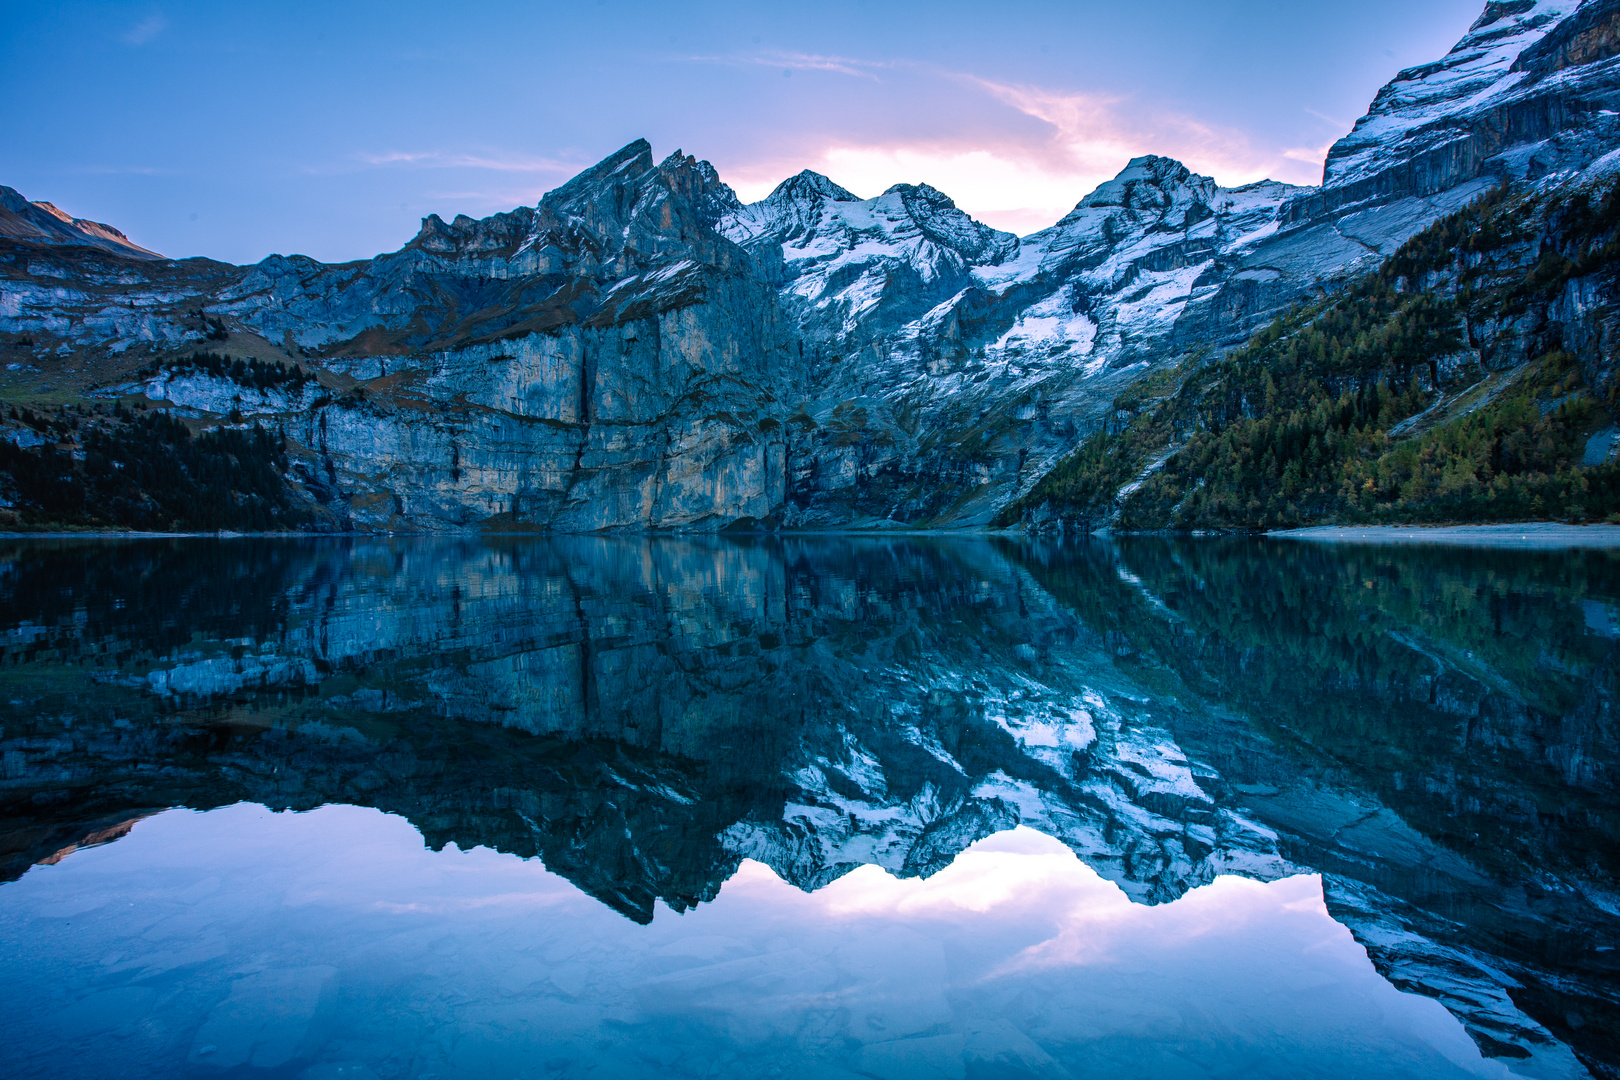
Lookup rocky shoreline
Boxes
[1273,522,1620,546]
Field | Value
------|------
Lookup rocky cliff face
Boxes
[1317,0,1620,211]
[214,141,799,531]
[2,0,1618,532]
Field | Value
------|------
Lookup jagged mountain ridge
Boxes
[1316,0,1620,207]
[2,0,1617,531]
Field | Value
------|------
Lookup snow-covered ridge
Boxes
[717,172,1018,339]
[1316,0,1620,210]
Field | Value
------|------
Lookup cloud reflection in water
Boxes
[1,804,1517,1080]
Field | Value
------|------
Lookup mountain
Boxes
[1319,0,1620,206]
[1002,177,1620,531]
[0,186,163,260]
[1,0,1618,533]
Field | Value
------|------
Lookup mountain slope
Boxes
[0,186,163,260]
[1003,157,1620,531]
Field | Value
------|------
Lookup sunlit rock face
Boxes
[4,2,1620,530]
[1,535,1617,1074]
[0,185,163,259]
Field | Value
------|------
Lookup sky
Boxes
[0,0,1488,264]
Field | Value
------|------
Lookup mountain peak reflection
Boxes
[1,534,1616,1070]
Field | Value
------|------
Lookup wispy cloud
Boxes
[296,149,586,183]
[121,12,166,46]
[972,76,1324,189]
[288,149,586,216]
[328,51,1340,239]
[73,164,173,176]
[772,51,883,78]
[1282,141,1337,167]
[420,187,554,210]
[1305,107,1352,129]
[682,49,885,79]
[355,150,580,174]
[713,60,1332,233]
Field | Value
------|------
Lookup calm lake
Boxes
[0,535,1615,1079]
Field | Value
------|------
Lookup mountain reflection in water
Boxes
[0,535,1615,1079]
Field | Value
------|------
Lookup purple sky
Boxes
[0,1,1487,263]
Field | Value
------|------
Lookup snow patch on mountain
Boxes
[1326,0,1581,191]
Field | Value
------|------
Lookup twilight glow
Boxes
[0,0,1484,263]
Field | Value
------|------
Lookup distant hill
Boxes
[0,186,163,260]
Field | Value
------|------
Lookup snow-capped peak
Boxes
[1323,0,1587,192]
[719,170,1014,261]
[1070,155,1220,214]
[769,170,863,204]
[717,173,1017,340]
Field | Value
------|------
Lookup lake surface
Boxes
[0,535,1615,1079]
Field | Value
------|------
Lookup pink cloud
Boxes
[709,61,1332,235]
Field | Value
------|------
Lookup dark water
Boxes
[0,536,1615,1080]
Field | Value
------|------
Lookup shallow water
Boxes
[0,535,1615,1079]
